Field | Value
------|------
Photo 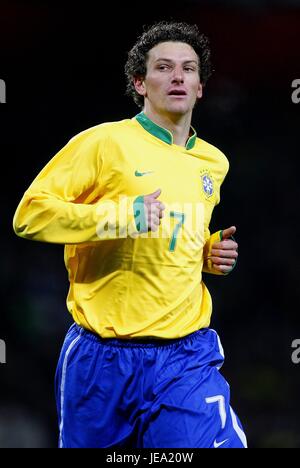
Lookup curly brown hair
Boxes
[125,21,213,108]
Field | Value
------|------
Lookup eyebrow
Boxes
[155,58,198,65]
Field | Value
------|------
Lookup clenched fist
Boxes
[143,188,165,232]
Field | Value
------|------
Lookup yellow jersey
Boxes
[13,112,229,338]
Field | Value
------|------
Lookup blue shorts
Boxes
[55,323,247,448]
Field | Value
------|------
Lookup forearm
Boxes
[13,192,139,244]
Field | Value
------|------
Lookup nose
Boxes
[171,66,184,83]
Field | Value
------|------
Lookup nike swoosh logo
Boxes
[213,438,229,448]
[135,170,154,177]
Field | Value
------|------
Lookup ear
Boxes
[197,83,203,99]
[133,76,146,97]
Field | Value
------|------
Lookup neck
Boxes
[143,106,192,147]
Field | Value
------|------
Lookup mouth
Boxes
[168,89,187,98]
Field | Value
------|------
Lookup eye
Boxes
[184,67,196,72]
[158,64,169,71]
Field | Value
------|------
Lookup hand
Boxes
[210,226,238,273]
[143,188,165,232]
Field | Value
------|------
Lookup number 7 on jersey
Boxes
[169,211,185,252]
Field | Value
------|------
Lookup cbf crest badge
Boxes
[200,171,214,198]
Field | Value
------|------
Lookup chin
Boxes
[169,106,189,116]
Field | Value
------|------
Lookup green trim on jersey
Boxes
[135,112,197,150]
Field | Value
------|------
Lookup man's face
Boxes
[135,41,203,117]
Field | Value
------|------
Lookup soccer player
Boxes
[13,21,247,448]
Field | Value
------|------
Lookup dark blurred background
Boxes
[1,0,300,448]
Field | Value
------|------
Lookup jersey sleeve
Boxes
[13,129,140,244]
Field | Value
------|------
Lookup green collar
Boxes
[135,112,197,150]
